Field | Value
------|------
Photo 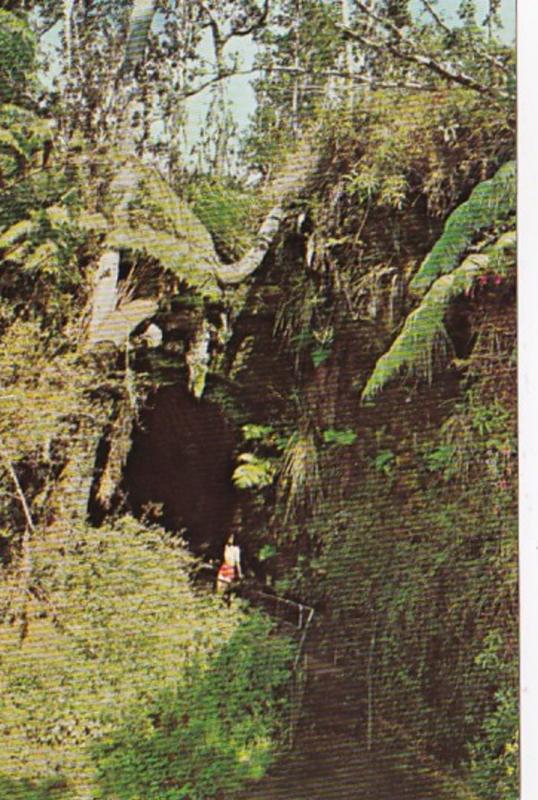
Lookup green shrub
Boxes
[0,10,36,104]
[187,178,256,261]
[468,686,518,800]
[94,615,294,800]
[0,518,293,799]
[468,631,518,800]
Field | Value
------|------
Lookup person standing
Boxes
[216,533,243,594]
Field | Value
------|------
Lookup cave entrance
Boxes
[122,385,238,557]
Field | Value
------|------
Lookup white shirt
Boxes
[224,544,241,569]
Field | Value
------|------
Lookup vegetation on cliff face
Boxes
[220,69,516,800]
[0,2,516,798]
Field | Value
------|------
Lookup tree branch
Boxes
[338,23,508,99]
[0,444,35,535]
[196,0,270,47]
[221,0,271,43]
[339,0,509,99]
[352,0,412,42]
[217,134,320,285]
[37,13,62,37]
[184,63,431,100]
[265,65,428,92]
[182,68,240,98]
[0,441,35,641]
[417,0,452,36]
[418,0,511,75]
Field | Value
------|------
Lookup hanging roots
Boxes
[279,428,322,522]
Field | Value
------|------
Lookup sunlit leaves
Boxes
[233,452,277,489]
[0,518,292,796]
[322,428,357,446]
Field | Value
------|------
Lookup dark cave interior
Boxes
[121,385,238,557]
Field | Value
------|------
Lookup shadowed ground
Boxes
[235,650,466,800]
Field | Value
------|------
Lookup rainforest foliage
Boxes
[0,2,516,799]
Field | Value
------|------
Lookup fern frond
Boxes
[233,453,277,489]
[0,218,34,248]
[362,230,516,402]
[2,242,29,263]
[105,225,220,301]
[138,169,214,244]
[280,430,321,520]
[46,205,71,227]
[109,160,217,259]
[21,241,59,272]
[76,212,109,233]
[0,127,25,157]
[104,159,221,299]
[0,203,79,249]
[410,161,515,296]
[24,117,54,146]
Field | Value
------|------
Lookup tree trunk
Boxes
[217,134,320,284]
[46,405,113,537]
[121,0,156,74]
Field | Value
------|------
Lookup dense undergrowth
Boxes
[0,519,294,799]
[223,88,517,799]
[0,6,516,799]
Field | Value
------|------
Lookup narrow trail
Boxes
[193,571,470,800]
[235,642,466,800]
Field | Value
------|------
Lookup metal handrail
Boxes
[193,563,315,631]
[193,561,315,745]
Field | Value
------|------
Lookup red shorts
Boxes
[218,564,237,583]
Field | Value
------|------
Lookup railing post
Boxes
[366,627,377,751]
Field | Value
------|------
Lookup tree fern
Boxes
[105,160,221,300]
[410,161,515,296]
[361,230,515,402]
[110,160,218,265]
[105,224,221,302]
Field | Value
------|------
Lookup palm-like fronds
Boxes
[0,128,25,158]
[410,161,515,296]
[361,230,516,402]
[21,241,59,272]
[233,453,277,489]
[0,218,33,249]
[105,225,220,301]
[0,204,83,252]
[105,160,221,300]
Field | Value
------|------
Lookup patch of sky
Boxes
[412,0,514,36]
[35,0,514,169]
[188,0,515,154]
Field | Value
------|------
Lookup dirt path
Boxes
[235,652,465,800]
